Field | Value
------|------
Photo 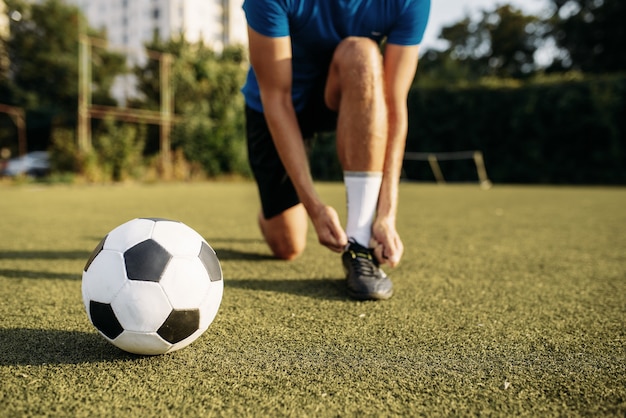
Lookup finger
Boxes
[373,244,387,265]
[385,240,403,267]
[329,216,347,250]
[374,236,402,267]
[324,241,345,253]
[386,254,400,268]
[321,229,347,253]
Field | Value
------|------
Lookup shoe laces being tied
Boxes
[346,241,381,278]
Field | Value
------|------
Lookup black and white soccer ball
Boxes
[82,218,223,355]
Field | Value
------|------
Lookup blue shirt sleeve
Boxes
[387,0,431,46]
[243,0,291,38]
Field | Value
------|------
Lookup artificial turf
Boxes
[0,182,624,417]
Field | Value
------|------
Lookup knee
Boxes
[332,37,383,75]
[270,240,305,261]
[257,210,307,261]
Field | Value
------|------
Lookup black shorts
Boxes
[246,93,337,219]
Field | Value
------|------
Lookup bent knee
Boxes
[270,240,305,261]
[333,37,382,69]
[257,208,307,261]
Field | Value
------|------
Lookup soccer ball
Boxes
[81,218,223,355]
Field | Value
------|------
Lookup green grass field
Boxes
[0,182,624,417]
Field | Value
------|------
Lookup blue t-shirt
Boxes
[242,0,431,113]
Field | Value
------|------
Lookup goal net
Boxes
[403,150,492,189]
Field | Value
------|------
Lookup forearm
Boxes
[262,95,323,215]
[377,104,408,221]
[378,44,418,223]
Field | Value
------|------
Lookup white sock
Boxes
[344,171,383,248]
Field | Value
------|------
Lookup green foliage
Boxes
[5,0,124,109]
[419,0,626,86]
[546,0,626,73]
[418,5,545,85]
[5,0,79,111]
[406,74,626,184]
[172,103,249,177]
[2,0,248,180]
[1,0,125,151]
[131,39,249,177]
[89,118,147,182]
[49,127,79,173]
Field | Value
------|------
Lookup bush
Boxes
[88,118,147,182]
[49,127,80,173]
[405,74,626,184]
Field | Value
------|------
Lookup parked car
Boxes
[1,151,50,177]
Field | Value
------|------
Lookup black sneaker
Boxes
[342,239,393,300]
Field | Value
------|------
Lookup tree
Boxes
[132,37,249,177]
[2,0,125,150]
[546,0,626,73]
[417,5,545,85]
[487,5,545,78]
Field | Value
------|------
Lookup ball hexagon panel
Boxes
[111,281,172,332]
[104,218,155,253]
[124,239,172,282]
[157,309,200,344]
[82,250,127,304]
[114,331,172,355]
[89,301,124,340]
[199,242,223,283]
[160,257,211,309]
[151,220,204,257]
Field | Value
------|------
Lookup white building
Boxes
[65,0,248,104]
[69,0,247,52]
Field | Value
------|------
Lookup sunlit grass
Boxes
[1,182,624,417]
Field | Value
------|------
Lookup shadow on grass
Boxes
[0,247,272,282]
[212,247,274,261]
[0,250,92,260]
[227,278,346,300]
[0,328,134,365]
[0,246,272,263]
[0,269,80,280]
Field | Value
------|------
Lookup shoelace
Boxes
[346,248,380,279]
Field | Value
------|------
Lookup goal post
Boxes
[403,150,493,189]
[77,33,175,176]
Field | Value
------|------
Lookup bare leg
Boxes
[325,37,387,172]
[258,204,308,260]
[325,37,388,247]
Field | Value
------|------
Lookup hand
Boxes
[371,217,404,267]
[309,204,348,253]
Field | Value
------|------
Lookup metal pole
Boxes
[473,151,493,189]
[160,53,172,178]
[427,154,446,184]
[77,27,92,152]
[0,104,27,156]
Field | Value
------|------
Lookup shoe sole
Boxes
[347,288,394,301]
[342,250,393,301]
